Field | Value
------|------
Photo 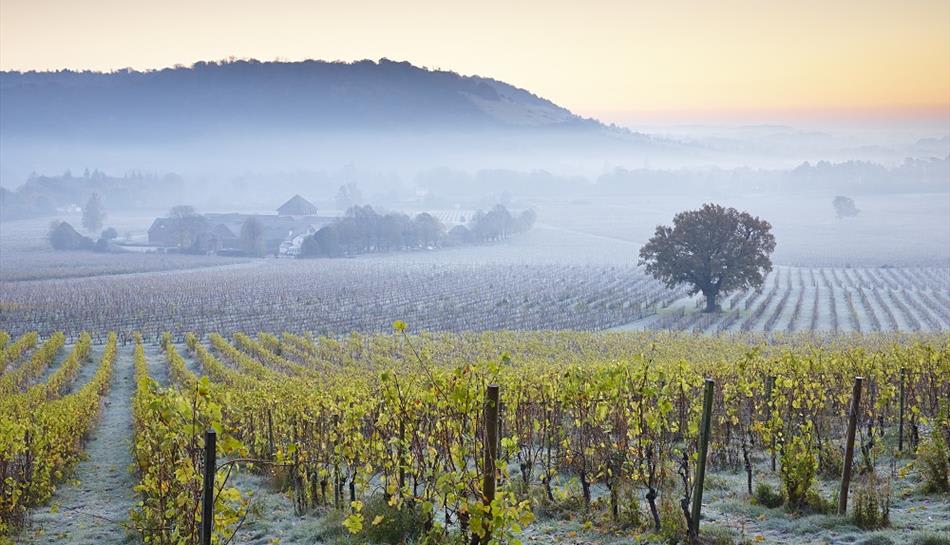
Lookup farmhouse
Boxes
[279,225,319,256]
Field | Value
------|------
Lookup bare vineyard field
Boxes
[0,250,251,282]
[2,257,947,340]
[641,265,950,335]
[0,261,685,339]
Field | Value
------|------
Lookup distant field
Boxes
[626,265,950,334]
[0,250,251,281]
[0,210,250,281]
[0,261,683,339]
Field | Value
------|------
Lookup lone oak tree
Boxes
[639,204,776,312]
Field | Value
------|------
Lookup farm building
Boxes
[277,194,317,216]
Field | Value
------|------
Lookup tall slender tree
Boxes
[81,193,106,234]
[240,216,265,256]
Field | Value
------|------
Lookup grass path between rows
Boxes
[173,343,326,545]
[15,343,136,544]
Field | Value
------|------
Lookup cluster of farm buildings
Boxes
[147,195,330,256]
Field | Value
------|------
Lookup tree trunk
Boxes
[580,470,591,510]
[704,290,719,313]
[646,487,660,530]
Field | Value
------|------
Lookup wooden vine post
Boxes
[838,377,863,516]
[764,375,776,471]
[398,419,406,490]
[482,384,500,543]
[267,408,275,458]
[201,428,217,545]
[898,367,905,452]
[690,378,715,542]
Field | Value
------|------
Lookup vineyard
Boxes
[642,266,950,334]
[2,329,948,545]
[0,250,252,282]
[0,262,685,340]
[1,262,947,340]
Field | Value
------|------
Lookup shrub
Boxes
[753,482,784,508]
[818,441,844,479]
[48,220,94,251]
[916,428,950,493]
[858,535,894,545]
[909,532,950,545]
[852,475,890,529]
[615,488,648,530]
[315,508,348,541]
[780,435,818,509]
[658,491,687,543]
[529,481,586,521]
[317,496,436,545]
[804,489,836,515]
[360,495,431,545]
[700,524,740,545]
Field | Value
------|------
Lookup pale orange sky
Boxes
[1,0,948,125]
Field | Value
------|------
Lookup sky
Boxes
[1,0,948,127]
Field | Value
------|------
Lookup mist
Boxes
[1,7,950,542]
[2,58,948,327]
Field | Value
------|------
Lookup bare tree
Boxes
[168,205,205,250]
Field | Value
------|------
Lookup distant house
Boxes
[277,194,317,216]
[279,225,319,256]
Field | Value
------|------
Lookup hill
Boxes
[0,58,604,138]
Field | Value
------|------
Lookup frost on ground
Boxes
[15,344,137,544]
[521,457,950,545]
[9,341,950,545]
[699,468,950,545]
[173,343,326,545]
[227,472,325,545]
